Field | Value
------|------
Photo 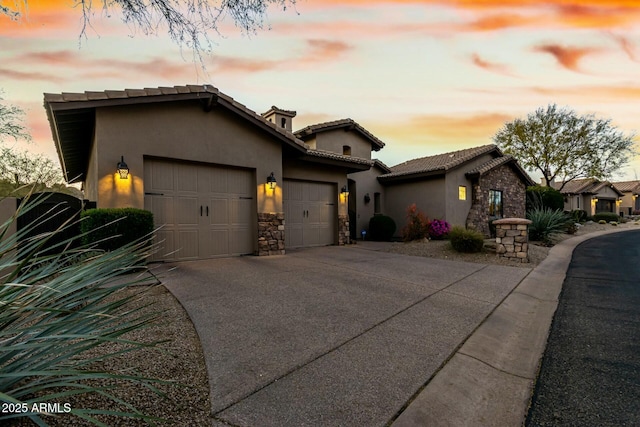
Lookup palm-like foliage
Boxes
[527,208,570,243]
[0,194,164,426]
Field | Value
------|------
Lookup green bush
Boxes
[526,185,564,212]
[369,214,397,241]
[449,226,485,253]
[400,204,429,242]
[81,208,154,251]
[598,219,607,224]
[570,209,588,223]
[592,212,619,223]
[527,208,570,243]
[1,196,162,425]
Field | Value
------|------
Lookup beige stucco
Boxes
[91,101,283,214]
[619,192,639,216]
[348,164,386,237]
[314,130,373,160]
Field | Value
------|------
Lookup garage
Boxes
[283,180,336,249]
[144,158,255,261]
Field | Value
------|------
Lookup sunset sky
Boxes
[2,0,640,182]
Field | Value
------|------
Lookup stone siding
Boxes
[338,214,350,245]
[494,218,531,262]
[257,212,285,256]
[466,164,527,237]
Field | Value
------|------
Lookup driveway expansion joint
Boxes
[457,351,535,381]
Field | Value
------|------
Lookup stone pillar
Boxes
[257,212,285,256]
[338,214,350,245]
[493,218,531,263]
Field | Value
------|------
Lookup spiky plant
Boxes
[0,193,165,426]
[526,208,570,243]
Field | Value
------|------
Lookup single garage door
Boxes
[144,159,255,261]
[284,180,336,249]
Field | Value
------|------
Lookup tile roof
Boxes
[464,155,535,186]
[305,149,373,166]
[373,159,391,174]
[382,144,499,179]
[554,178,623,196]
[611,180,640,193]
[295,118,385,150]
[261,105,297,117]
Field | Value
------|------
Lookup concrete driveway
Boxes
[158,244,531,426]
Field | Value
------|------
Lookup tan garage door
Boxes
[144,159,255,261]
[284,180,336,249]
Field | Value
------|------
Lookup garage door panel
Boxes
[283,180,335,249]
[208,198,229,225]
[153,230,175,259]
[145,159,255,261]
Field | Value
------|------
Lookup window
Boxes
[374,192,381,214]
[577,196,580,209]
[343,145,351,156]
[281,118,287,128]
[458,185,467,201]
[488,189,503,218]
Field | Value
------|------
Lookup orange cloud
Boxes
[530,84,640,100]
[532,44,601,72]
[470,54,515,76]
[0,68,66,82]
[306,39,351,60]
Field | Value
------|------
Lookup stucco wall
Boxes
[315,130,373,160]
[92,101,284,213]
[466,164,526,236]
[84,131,99,202]
[383,177,446,238]
[348,165,386,237]
[619,192,639,215]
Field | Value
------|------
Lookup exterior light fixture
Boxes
[116,156,129,179]
[266,172,277,190]
[341,185,349,197]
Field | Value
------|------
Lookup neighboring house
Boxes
[371,145,534,237]
[553,178,624,216]
[611,180,640,216]
[44,84,533,260]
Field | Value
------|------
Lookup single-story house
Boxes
[611,180,640,216]
[44,84,533,260]
[367,145,535,237]
[553,178,624,216]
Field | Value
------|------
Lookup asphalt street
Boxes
[526,230,640,426]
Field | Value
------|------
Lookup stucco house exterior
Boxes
[611,180,640,216]
[45,84,533,260]
[370,145,534,237]
[553,178,624,216]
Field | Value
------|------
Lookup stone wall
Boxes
[257,212,285,256]
[466,164,527,236]
[493,218,531,262]
[338,214,350,245]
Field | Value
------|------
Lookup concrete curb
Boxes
[391,226,639,427]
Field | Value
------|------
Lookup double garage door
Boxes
[144,159,255,261]
[284,180,336,249]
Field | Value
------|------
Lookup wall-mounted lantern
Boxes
[591,196,599,203]
[116,156,129,179]
[364,193,370,204]
[341,185,349,197]
[266,172,277,190]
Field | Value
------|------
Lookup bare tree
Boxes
[0,93,31,144]
[2,0,296,57]
[493,104,637,191]
[0,147,64,187]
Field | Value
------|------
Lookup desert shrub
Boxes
[0,196,162,425]
[566,222,578,234]
[610,221,618,226]
[592,212,619,223]
[428,219,450,240]
[449,226,485,253]
[570,209,588,223]
[81,208,154,251]
[526,186,564,212]
[400,204,429,242]
[527,208,570,243]
[633,210,640,215]
[598,220,607,224]
[369,214,397,241]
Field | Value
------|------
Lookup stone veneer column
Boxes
[257,213,285,256]
[338,214,350,245]
[493,218,532,262]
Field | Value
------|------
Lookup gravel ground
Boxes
[387,221,640,268]
[10,284,212,427]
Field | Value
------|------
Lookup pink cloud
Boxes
[532,44,601,72]
[470,53,515,76]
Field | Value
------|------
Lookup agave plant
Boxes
[527,207,570,243]
[0,193,164,426]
